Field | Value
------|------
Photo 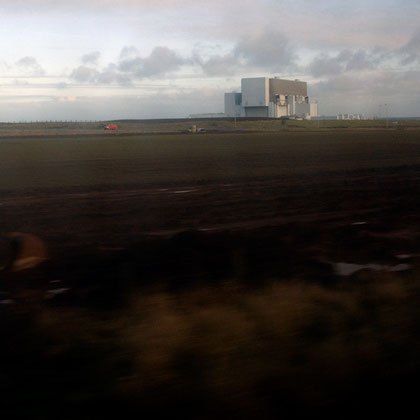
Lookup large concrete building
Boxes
[225,77,318,119]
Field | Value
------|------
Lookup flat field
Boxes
[1,130,420,256]
[1,128,420,418]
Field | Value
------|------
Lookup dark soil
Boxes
[1,131,420,419]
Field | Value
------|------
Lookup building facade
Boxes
[224,77,318,119]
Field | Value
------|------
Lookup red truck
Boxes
[104,124,118,130]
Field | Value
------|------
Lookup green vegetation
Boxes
[0,118,419,137]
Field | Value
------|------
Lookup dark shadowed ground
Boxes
[1,129,420,418]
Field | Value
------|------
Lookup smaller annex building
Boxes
[225,77,318,119]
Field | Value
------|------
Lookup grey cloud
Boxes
[15,56,45,76]
[202,55,237,75]
[192,51,237,76]
[16,56,39,67]
[70,66,99,83]
[119,46,140,60]
[399,31,420,65]
[82,51,100,65]
[309,54,345,78]
[386,70,420,95]
[71,34,297,84]
[118,46,186,78]
[96,64,133,85]
[69,46,186,85]
[310,70,420,115]
[70,64,131,85]
[345,50,375,71]
[0,60,10,74]
[314,70,420,96]
[234,31,297,70]
[309,49,383,77]
[95,69,119,84]
[193,31,296,76]
[311,75,367,95]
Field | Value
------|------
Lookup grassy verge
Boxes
[1,269,419,419]
[0,118,419,136]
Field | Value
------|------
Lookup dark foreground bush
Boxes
[1,267,419,419]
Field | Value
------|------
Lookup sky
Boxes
[0,0,419,120]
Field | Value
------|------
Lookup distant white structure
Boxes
[224,77,318,119]
[336,113,367,120]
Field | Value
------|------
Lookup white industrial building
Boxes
[224,77,318,119]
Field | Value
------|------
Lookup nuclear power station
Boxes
[224,77,318,119]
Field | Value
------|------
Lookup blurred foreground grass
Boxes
[1,271,419,419]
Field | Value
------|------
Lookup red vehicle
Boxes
[105,124,118,130]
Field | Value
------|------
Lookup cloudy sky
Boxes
[0,0,419,120]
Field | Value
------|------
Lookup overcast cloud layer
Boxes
[0,0,419,120]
